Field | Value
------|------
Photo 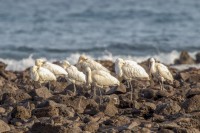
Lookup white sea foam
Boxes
[0,51,199,71]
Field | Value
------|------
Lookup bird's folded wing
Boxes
[157,63,173,81]
[123,64,148,78]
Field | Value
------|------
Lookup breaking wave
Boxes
[0,50,199,71]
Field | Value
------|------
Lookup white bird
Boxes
[76,55,110,73]
[61,60,86,95]
[30,66,56,89]
[149,58,174,90]
[85,67,120,104]
[35,59,68,78]
[115,58,150,101]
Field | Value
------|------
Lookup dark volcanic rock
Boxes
[83,122,99,132]
[33,87,53,99]
[33,106,59,118]
[195,52,200,63]
[100,102,118,117]
[0,119,10,132]
[182,95,200,113]
[31,122,68,133]
[174,51,195,64]
[155,101,181,116]
[1,59,200,132]
[11,106,31,120]
[186,88,200,98]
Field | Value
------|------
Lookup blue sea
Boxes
[0,0,200,70]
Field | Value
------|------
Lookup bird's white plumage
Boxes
[86,67,119,88]
[35,59,68,77]
[61,60,86,85]
[115,58,149,80]
[77,55,110,73]
[150,58,173,82]
[30,66,56,83]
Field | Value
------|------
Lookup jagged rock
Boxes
[34,87,53,99]
[32,106,59,118]
[83,122,99,132]
[0,119,10,132]
[182,95,200,113]
[186,88,200,98]
[195,52,200,63]
[174,51,195,64]
[14,90,32,102]
[11,106,31,120]
[30,122,68,133]
[155,101,181,115]
[84,99,99,115]
[140,89,156,99]
[0,107,5,114]
[100,102,118,117]
[158,129,174,133]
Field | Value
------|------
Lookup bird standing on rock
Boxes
[149,58,174,90]
[76,55,110,73]
[30,66,56,90]
[35,59,68,78]
[61,60,86,95]
[115,58,150,101]
[85,67,120,104]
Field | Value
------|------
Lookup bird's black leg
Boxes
[126,80,130,88]
[129,80,133,102]
[98,88,102,105]
[48,81,51,91]
[73,84,77,95]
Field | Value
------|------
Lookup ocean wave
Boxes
[0,50,199,71]
[2,44,200,55]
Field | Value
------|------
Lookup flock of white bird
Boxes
[30,55,174,103]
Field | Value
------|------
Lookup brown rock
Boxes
[32,106,59,118]
[11,106,31,120]
[34,87,53,99]
[140,89,156,99]
[51,95,89,114]
[180,72,190,81]
[0,107,5,113]
[195,52,200,63]
[106,83,126,94]
[14,90,32,102]
[84,99,99,115]
[182,95,200,113]
[84,122,99,132]
[158,129,174,133]
[117,121,140,132]
[152,114,165,122]
[173,127,200,133]
[186,88,200,98]
[50,81,68,93]
[174,51,195,64]
[156,90,172,98]
[0,119,10,132]
[103,95,120,106]
[155,101,181,115]
[100,102,118,117]
[30,122,68,133]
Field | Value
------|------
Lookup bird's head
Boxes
[149,58,156,69]
[61,60,70,69]
[78,55,88,62]
[115,58,125,66]
[149,58,155,64]
[35,58,46,67]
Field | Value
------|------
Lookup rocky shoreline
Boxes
[0,51,200,133]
